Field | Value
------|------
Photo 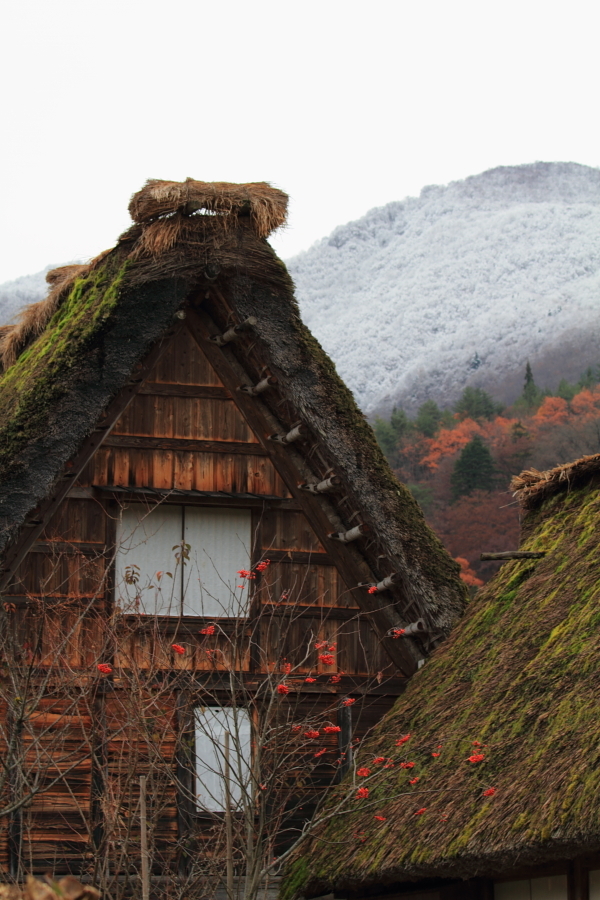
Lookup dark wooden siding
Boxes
[1,324,403,876]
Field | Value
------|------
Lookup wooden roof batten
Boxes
[0,177,465,678]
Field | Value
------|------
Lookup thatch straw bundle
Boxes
[128,178,288,238]
[0,264,89,370]
[45,264,87,287]
[0,252,116,372]
[510,452,600,508]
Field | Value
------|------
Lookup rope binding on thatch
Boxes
[0,178,289,373]
[511,452,600,508]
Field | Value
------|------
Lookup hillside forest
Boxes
[373,364,600,585]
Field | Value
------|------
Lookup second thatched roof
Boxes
[284,465,600,895]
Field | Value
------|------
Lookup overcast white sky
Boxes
[0,0,599,283]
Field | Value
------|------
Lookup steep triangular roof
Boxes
[0,179,465,675]
[287,460,600,894]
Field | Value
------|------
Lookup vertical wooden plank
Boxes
[174,452,194,491]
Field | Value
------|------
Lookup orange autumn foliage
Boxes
[455,557,484,588]
[418,419,482,470]
[533,396,570,425]
[388,382,600,583]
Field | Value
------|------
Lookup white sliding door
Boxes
[495,875,567,900]
[115,504,183,614]
[195,707,252,811]
[183,507,251,617]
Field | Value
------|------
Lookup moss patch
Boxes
[0,254,129,480]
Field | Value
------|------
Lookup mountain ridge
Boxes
[287,161,600,415]
[2,162,600,417]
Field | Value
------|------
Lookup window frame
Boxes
[113,500,252,619]
[194,705,253,813]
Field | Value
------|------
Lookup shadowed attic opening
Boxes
[0,178,288,372]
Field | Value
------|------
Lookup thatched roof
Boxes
[0,178,465,644]
[511,453,600,509]
[128,178,288,236]
[285,469,600,896]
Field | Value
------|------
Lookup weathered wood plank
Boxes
[103,435,268,455]
[138,382,231,399]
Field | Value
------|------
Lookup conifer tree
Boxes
[451,434,497,501]
[454,386,502,421]
[522,361,539,406]
[415,400,442,438]
[373,407,410,458]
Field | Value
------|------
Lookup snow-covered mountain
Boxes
[2,162,600,417]
[288,162,600,415]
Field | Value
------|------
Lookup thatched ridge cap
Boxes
[128,178,288,237]
[511,452,600,508]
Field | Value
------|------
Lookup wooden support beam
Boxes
[239,375,278,396]
[175,690,195,878]
[82,485,299,509]
[300,475,342,495]
[210,317,257,346]
[363,572,402,593]
[185,307,420,677]
[270,423,306,444]
[138,383,231,399]
[480,551,546,561]
[0,322,186,594]
[329,523,370,543]
[103,434,267,456]
[258,549,335,566]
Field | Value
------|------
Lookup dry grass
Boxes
[511,453,600,508]
[0,254,114,371]
[129,178,288,238]
[0,264,86,369]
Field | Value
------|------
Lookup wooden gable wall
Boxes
[1,324,403,877]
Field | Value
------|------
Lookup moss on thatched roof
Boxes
[0,180,465,638]
[287,476,600,895]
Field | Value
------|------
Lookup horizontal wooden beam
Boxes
[81,485,298,508]
[27,541,106,556]
[261,550,334,566]
[138,383,231,400]
[480,551,546,561]
[257,603,361,621]
[103,434,267,455]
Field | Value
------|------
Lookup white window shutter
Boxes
[195,707,251,812]
[183,507,251,617]
[115,504,183,614]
